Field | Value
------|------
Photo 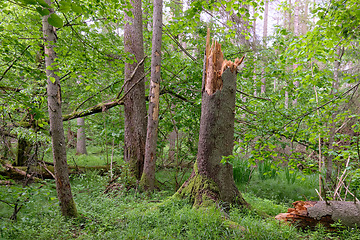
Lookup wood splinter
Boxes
[205,28,244,95]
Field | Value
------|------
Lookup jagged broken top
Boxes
[204,29,244,95]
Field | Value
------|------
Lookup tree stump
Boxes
[174,29,247,208]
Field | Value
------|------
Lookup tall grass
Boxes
[233,157,253,184]
[258,159,277,180]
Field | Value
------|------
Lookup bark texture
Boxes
[140,0,163,191]
[175,31,247,207]
[76,118,87,155]
[16,138,31,166]
[276,200,360,229]
[123,0,147,180]
[43,1,77,217]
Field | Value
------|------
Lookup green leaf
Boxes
[71,3,83,14]
[48,13,63,28]
[23,0,37,4]
[49,77,56,83]
[59,2,71,13]
[36,0,50,8]
[36,7,50,16]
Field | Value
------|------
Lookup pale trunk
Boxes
[293,0,300,106]
[263,0,268,45]
[42,1,77,217]
[141,0,163,191]
[261,1,268,94]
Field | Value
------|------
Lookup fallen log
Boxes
[3,163,42,182]
[275,200,360,229]
[1,164,110,180]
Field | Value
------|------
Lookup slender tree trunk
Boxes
[293,0,300,106]
[43,1,77,217]
[175,31,248,208]
[76,118,87,155]
[325,47,343,185]
[261,1,268,94]
[288,0,292,30]
[140,0,163,191]
[263,0,268,45]
[302,0,309,34]
[252,6,257,44]
[123,0,147,180]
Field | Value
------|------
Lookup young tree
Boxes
[42,1,77,217]
[292,0,300,106]
[140,0,163,191]
[123,0,147,180]
[76,118,87,155]
[175,30,248,207]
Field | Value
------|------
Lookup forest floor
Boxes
[1,149,360,239]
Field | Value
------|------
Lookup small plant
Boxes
[258,159,277,180]
[233,157,253,184]
[284,167,298,184]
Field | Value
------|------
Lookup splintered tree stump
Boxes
[275,201,360,229]
[174,29,246,208]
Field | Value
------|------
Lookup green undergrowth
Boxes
[238,170,319,205]
[1,171,360,239]
[43,146,121,167]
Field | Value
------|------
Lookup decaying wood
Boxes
[1,163,110,180]
[204,28,244,96]
[2,163,41,182]
[275,200,360,229]
[175,29,247,208]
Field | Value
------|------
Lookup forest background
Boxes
[1,0,360,239]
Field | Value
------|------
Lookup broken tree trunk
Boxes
[275,200,360,229]
[174,29,247,208]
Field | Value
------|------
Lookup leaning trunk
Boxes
[175,30,247,208]
[43,1,77,217]
[140,0,163,191]
[123,0,147,181]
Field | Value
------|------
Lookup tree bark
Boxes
[15,137,31,166]
[76,118,87,155]
[324,47,343,185]
[123,0,147,181]
[43,1,77,217]
[175,31,248,208]
[276,200,360,229]
[140,0,163,191]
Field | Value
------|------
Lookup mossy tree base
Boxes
[175,164,248,209]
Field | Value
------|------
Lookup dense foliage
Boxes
[1,0,360,238]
